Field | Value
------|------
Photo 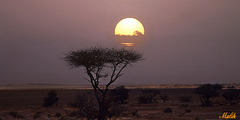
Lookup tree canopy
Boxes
[64,46,143,120]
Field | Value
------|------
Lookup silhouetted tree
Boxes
[222,86,240,105]
[195,84,223,106]
[42,90,59,107]
[64,47,142,120]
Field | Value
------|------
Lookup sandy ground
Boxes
[0,84,240,120]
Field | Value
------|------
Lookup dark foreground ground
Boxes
[0,85,240,120]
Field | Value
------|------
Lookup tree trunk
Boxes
[98,92,108,120]
[98,101,107,120]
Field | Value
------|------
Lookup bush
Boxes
[71,91,126,119]
[163,108,172,113]
[42,90,59,107]
[33,112,41,119]
[70,92,98,120]
[179,96,192,102]
[110,85,129,104]
[9,111,24,119]
[131,110,139,117]
[160,95,168,102]
[222,86,240,105]
[138,95,153,104]
[195,84,223,106]
[138,89,160,104]
[55,112,62,117]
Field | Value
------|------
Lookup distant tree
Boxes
[64,47,142,120]
[42,90,59,107]
[222,86,240,105]
[195,84,223,106]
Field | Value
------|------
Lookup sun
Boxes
[115,18,144,36]
[115,18,145,47]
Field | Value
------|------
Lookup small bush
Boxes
[163,108,172,113]
[131,110,139,117]
[222,86,240,105]
[33,112,41,119]
[70,92,98,119]
[179,96,192,102]
[9,111,24,119]
[160,95,168,102]
[55,112,62,117]
[42,90,59,107]
[138,95,153,104]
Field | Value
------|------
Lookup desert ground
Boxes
[0,84,239,120]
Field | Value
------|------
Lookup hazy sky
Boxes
[1,0,240,85]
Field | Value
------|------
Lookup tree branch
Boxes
[105,63,128,91]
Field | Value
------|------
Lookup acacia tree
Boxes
[64,47,142,120]
[195,84,223,107]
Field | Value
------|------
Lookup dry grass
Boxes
[0,84,240,119]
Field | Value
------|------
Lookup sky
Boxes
[1,0,240,85]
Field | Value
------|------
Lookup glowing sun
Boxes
[115,18,145,46]
[115,18,144,36]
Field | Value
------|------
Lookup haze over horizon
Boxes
[1,0,240,85]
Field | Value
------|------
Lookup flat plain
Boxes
[0,84,239,120]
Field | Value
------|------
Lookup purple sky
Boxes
[1,0,240,85]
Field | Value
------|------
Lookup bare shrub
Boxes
[71,91,125,120]
[70,92,98,120]
[42,90,59,107]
